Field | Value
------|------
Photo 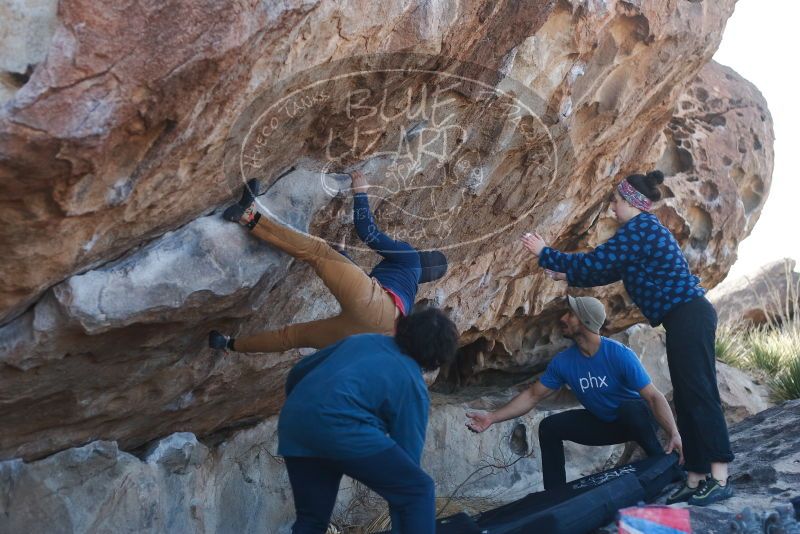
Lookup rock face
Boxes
[0,0,774,477]
[0,403,609,534]
[0,0,57,103]
[709,258,800,326]
[712,400,800,524]
[0,388,786,534]
[656,61,775,285]
[0,424,297,533]
[596,400,800,534]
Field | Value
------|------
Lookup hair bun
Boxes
[646,170,665,184]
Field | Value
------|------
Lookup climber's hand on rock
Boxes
[545,269,566,281]
[350,170,369,194]
[521,232,547,256]
[466,411,494,433]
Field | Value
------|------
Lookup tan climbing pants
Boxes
[233,215,399,353]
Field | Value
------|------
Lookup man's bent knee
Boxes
[538,414,558,435]
[615,399,648,421]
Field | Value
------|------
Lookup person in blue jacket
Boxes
[278,306,459,534]
[521,170,734,506]
[208,170,447,353]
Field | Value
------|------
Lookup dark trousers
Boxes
[663,296,734,473]
[538,399,663,490]
[284,445,436,534]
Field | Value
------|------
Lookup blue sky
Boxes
[714,0,799,278]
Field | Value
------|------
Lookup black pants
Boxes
[538,399,663,490]
[284,445,435,534]
[663,296,734,473]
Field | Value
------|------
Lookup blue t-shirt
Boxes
[539,212,705,326]
[539,337,651,422]
[353,193,421,314]
[278,334,429,463]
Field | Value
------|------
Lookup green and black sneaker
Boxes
[666,480,705,505]
[688,477,733,506]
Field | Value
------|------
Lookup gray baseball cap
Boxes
[566,295,606,334]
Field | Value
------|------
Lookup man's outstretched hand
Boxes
[350,170,369,194]
[665,433,684,465]
[466,411,494,433]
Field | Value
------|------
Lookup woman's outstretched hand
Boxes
[545,269,567,281]
[350,170,369,194]
[521,232,547,256]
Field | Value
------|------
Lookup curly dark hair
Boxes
[626,170,665,201]
[394,307,459,371]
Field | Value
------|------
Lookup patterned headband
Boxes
[617,179,652,211]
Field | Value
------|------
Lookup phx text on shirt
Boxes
[579,372,609,393]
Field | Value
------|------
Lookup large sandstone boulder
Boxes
[0,0,774,471]
[709,258,800,326]
[0,399,625,533]
[1,390,788,534]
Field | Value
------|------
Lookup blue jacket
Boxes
[353,193,421,314]
[539,212,705,326]
[278,334,429,463]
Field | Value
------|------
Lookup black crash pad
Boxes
[374,454,681,534]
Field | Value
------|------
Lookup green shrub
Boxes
[716,260,800,399]
[745,328,787,374]
[771,354,800,402]
[715,324,747,368]
[715,319,800,396]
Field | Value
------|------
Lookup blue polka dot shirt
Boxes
[538,212,705,326]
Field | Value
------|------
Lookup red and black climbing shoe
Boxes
[223,179,261,229]
[209,330,235,351]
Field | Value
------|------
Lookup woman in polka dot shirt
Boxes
[522,171,735,506]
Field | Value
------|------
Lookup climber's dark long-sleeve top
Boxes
[353,192,421,315]
[538,212,705,326]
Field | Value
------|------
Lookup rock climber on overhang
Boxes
[208,170,448,353]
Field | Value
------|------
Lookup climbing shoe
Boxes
[666,480,704,505]
[209,330,235,351]
[688,477,733,506]
[222,179,261,228]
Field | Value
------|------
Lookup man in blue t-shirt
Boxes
[467,296,683,490]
